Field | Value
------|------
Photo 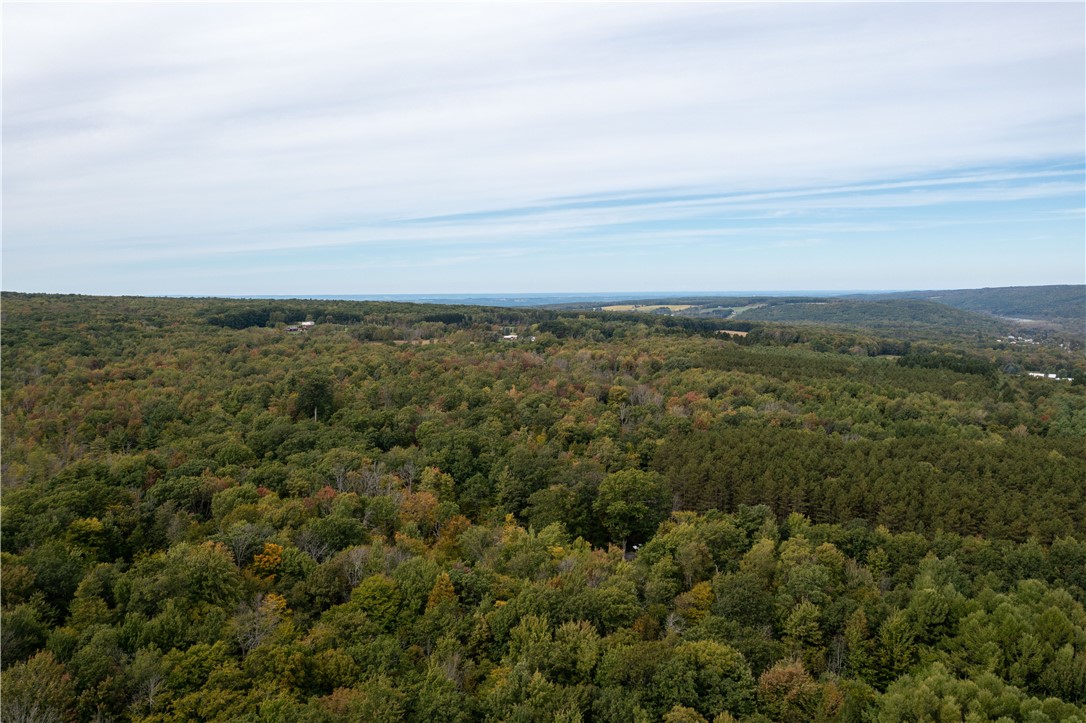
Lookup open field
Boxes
[728,303,769,316]
[602,303,695,312]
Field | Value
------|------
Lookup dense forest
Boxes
[2,292,1085,722]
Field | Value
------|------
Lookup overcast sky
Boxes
[3,2,1084,295]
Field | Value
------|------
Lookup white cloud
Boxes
[2,3,1083,293]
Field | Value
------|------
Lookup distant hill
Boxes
[550,286,1084,341]
[547,295,1009,337]
[854,285,1085,322]
[734,298,1007,332]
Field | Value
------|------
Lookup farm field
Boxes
[601,304,696,313]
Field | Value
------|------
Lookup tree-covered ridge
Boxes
[1,292,1085,722]
[733,299,1006,332]
[858,285,1086,322]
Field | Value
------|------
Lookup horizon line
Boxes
[4,283,1083,300]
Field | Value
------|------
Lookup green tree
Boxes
[844,608,877,685]
[594,469,670,551]
[783,600,825,673]
[876,610,918,687]
[350,574,402,632]
[289,371,335,422]
[877,662,1086,722]
[651,640,756,719]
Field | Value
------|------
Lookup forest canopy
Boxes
[2,292,1085,722]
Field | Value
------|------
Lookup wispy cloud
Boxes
[2,3,1083,293]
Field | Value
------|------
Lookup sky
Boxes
[3,2,1084,296]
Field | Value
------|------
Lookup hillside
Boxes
[551,287,1085,346]
[548,295,1013,342]
[856,285,1086,322]
[733,299,1007,332]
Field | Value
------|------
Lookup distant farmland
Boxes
[602,303,694,312]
